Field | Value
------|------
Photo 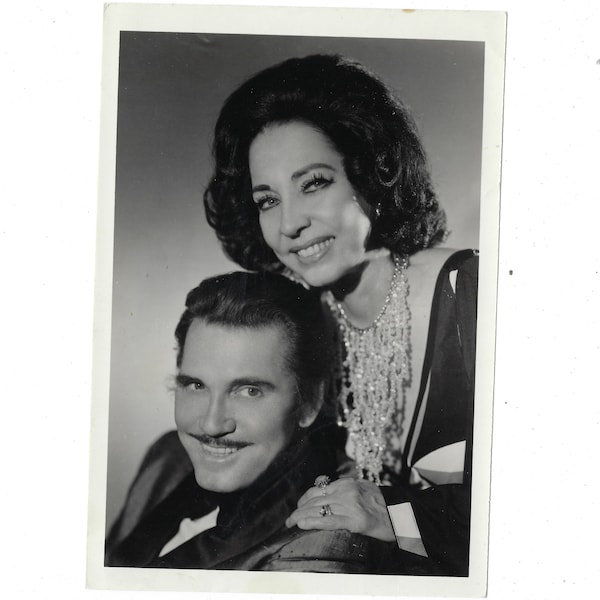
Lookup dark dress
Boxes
[378,249,479,575]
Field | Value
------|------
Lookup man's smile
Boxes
[190,433,251,454]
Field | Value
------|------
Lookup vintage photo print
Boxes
[87,4,505,596]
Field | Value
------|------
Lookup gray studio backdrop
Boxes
[106,32,484,531]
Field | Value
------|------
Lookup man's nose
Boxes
[279,199,310,238]
[201,396,236,437]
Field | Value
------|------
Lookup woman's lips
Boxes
[291,237,333,264]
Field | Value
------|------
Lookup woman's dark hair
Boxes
[204,53,448,272]
[175,271,331,414]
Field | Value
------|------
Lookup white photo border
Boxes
[87,3,506,596]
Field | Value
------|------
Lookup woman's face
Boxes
[249,121,372,288]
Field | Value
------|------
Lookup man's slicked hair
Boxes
[175,271,331,414]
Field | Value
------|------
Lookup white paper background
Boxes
[1,1,599,599]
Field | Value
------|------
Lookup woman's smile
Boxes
[290,236,334,262]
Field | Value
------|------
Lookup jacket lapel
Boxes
[110,474,217,567]
[154,431,337,570]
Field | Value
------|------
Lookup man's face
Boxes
[175,319,310,493]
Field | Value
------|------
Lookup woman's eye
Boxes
[254,195,279,212]
[301,173,333,193]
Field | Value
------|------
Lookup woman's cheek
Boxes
[259,213,279,250]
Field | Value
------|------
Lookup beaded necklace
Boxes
[324,254,411,484]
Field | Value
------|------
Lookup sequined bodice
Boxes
[323,255,410,484]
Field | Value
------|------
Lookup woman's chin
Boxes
[290,266,335,289]
[287,259,370,291]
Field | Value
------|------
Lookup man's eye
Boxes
[181,381,205,392]
[176,375,206,393]
[254,195,279,212]
[237,386,262,399]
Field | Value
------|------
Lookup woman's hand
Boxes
[285,477,396,542]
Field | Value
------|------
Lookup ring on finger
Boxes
[319,504,333,517]
[314,475,331,495]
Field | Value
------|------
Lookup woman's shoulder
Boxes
[410,247,477,271]
[405,248,454,302]
[403,248,478,336]
[440,248,479,274]
[407,247,477,290]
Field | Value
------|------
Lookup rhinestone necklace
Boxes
[324,254,411,484]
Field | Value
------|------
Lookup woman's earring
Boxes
[375,202,382,218]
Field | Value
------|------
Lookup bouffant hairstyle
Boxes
[204,53,448,273]
[175,271,331,414]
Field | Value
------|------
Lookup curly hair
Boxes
[204,54,448,273]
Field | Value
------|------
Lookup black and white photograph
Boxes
[6,2,600,600]
[86,3,505,596]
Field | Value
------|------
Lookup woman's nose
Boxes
[279,199,310,238]
[201,396,236,437]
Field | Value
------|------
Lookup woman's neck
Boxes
[330,250,395,328]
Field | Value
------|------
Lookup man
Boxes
[105,271,394,572]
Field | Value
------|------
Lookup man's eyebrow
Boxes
[175,374,202,386]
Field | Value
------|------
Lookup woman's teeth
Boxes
[296,239,333,258]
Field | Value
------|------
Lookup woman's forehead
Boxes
[249,121,342,178]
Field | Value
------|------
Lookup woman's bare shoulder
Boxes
[410,247,461,270]
[406,247,460,293]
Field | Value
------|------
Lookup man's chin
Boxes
[191,461,263,494]
[193,472,262,494]
[194,471,242,494]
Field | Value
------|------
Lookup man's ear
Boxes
[298,382,325,428]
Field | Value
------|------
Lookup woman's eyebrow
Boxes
[251,163,337,193]
[251,183,272,193]
[291,163,337,180]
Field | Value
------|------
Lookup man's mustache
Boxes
[189,433,251,450]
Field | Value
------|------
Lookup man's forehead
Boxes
[186,319,288,344]
[180,319,292,379]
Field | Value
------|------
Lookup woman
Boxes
[204,54,478,575]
